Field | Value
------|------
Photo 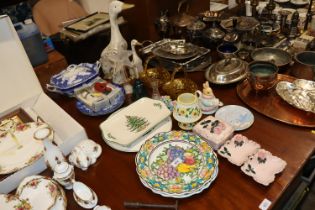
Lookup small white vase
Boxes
[34,127,65,170]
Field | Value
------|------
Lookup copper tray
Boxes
[237,74,315,127]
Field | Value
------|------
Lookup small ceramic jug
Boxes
[195,81,223,114]
[53,161,75,190]
[173,93,202,130]
[73,181,98,208]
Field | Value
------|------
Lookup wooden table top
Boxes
[35,52,315,210]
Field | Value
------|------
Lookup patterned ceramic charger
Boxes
[0,122,46,174]
[17,175,67,210]
[76,86,125,116]
[215,105,254,131]
[136,131,218,198]
[139,166,218,198]
[103,116,172,152]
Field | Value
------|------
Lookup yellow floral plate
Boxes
[135,131,218,198]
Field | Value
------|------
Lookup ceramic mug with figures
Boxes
[173,93,202,130]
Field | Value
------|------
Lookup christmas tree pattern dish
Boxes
[126,116,149,133]
[100,97,171,146]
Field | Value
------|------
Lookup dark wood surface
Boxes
[34,51,315,210]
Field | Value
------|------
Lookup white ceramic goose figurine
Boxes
[100,0,134,78]
[130,39,143,79]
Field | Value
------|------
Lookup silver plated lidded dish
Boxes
[205,58,249,84]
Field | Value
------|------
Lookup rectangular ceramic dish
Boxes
[100,97,171,146]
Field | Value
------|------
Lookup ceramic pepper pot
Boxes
[53,161,75,190]
[195,81,223,114]
[173,93,202,130]
[33,126,65,170]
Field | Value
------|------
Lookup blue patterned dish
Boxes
[48,62,100,96]
[76,86,125,116]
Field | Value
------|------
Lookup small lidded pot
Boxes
[248,61,278,92]
[53,161,75,190]
[173,93,202,130]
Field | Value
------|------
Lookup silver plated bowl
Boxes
[276,79,315,113]
[251,47,292,67]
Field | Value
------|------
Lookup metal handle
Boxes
[124,201,178,210]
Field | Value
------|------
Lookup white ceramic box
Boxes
[0,15,87,193]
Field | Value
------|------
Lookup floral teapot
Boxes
[195,81,223,114]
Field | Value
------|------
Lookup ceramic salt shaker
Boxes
[53,161,75,190]
[195,81,223,114]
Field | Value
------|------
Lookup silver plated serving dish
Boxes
[141,39,211,72]
[205,58,248,84]
[251,47,292,67]
[152,40,198,60]
[276,79,315,113]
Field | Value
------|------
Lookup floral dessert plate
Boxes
[49,62,100,91]
[215,105,254,131]
[0,194,32,209]
[16,175,67,210]
[136,131,218,197]
[17,176,59,210]
[103,117,172,152]
[0,122,45,174]
[76,85,125,116]
[100,97,171,147]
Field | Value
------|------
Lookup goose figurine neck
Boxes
[100,0,134,78]
[130,39,143,79]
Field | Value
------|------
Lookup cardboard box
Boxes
[0,15,87,193]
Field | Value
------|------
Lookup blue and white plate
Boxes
[50,62,100,91]
[215,105,254,131]
[76,86,125,116]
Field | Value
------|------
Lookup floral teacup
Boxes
[173,93,202,130]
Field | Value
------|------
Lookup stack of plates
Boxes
[16,175,67,210]
[136,131,219,198]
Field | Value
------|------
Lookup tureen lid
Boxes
[215,58,244,73]
[54,162,71,175]
[206,58,248,84]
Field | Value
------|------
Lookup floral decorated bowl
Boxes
[173,93,202,130]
